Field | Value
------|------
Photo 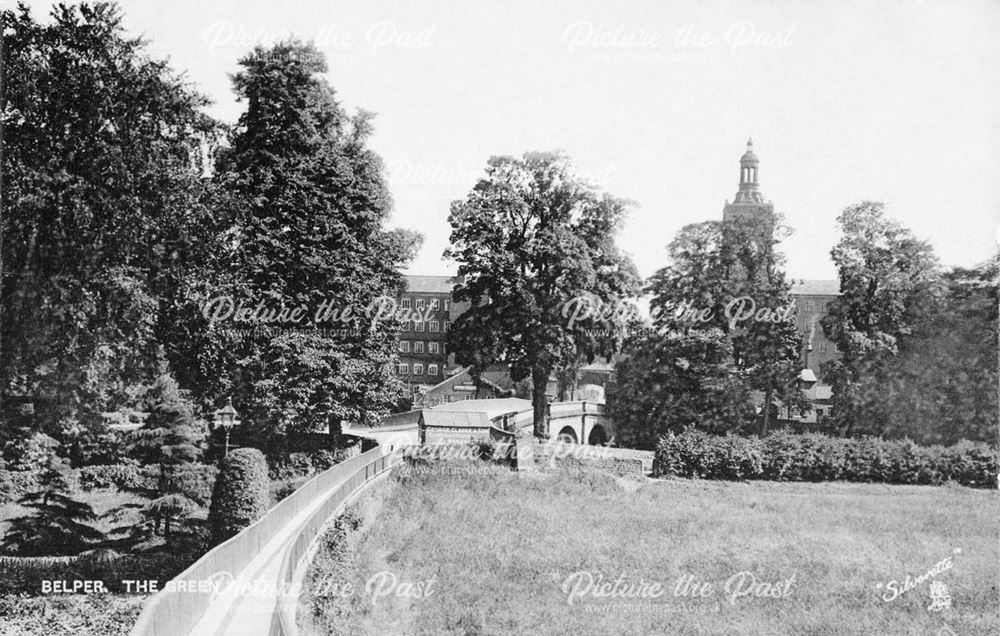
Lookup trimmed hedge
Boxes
[164,464,218,507]
[0,551,197,594]
[653,429,998,488]
[208,448,269,543]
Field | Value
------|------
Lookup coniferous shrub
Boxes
[1,456,106,556]
[208,448,269,544]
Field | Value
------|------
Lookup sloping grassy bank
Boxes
[298,459,998,635]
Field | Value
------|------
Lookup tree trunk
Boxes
[532,367,549,439]
[328,418,342,448]
[760,387,774,436]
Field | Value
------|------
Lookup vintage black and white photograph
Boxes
[0,0,997,634]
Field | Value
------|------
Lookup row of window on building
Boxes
[797,299,833,312]
[400,320,448,332]
[399,340,441,354]
[400,298,451,311]
[397,362,440,376]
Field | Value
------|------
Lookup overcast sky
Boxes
[26,0,1000,279]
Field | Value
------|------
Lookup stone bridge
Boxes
[546,400,614,445]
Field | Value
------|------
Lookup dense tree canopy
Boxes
[822,203,995,443]
[821,202,944,436]
[202,40,420,438]
[445,152,640,437]
[1,2,221,440]
[1,6,420,453]
[609,212,805,444]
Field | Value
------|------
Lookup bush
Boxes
[267,447,358,480]
[167,464,218,507]
[0,470,40,504]
[208,448,269,543]
[941,441,997,488]
[64,421,131,467]
[308,449,341,472]
[2,433,59,472]
[77,460,144,491]
[271,476,310,504]
[268,452,314,481]
[654,429,998,488]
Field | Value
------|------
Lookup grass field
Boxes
[299,460,999,636]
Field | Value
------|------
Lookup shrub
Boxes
[268,452,314,481]
[2,433,60,472]
[309,448,350,471]
[167,464,218,507]
[654,430,997,488]
[941,441,997,488]
[208,448,269,543]
[77,460,144,491]
[890,441,944,485]
[62,416,131,467]
[267,447,356,481]
[271,476,310,504]
[0,470,40,504]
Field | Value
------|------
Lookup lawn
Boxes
[298,460,999,636]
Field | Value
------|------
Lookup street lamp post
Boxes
[213,397,241,458]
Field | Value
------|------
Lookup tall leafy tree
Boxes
[872,257,997,444]
[821,202,944,436]
[722,215,808,434]
[609,213,805,443]
[446,152,640,437]
[0,3,220,435]
[209,41,420,439]
[608,222,753,445]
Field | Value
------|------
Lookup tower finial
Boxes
[736,138,761,200]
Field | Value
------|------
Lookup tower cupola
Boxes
[734,138,765,204]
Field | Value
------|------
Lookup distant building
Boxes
[789,279,840,381]
[414,365,514,408]
[395,275,470,393]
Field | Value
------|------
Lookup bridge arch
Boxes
[555,425,578,443]
[587,424,608,446]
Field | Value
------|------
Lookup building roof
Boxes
[374,410,423,430]
[431,397,533,419]
[790,279,840,296]
[803,383,833,401]
[418,366,513,399]
[421,410,491,428]
[404,275,457,294]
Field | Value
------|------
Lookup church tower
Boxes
[723,138,774,223]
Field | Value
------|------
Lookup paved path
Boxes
[188,470,355,636]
